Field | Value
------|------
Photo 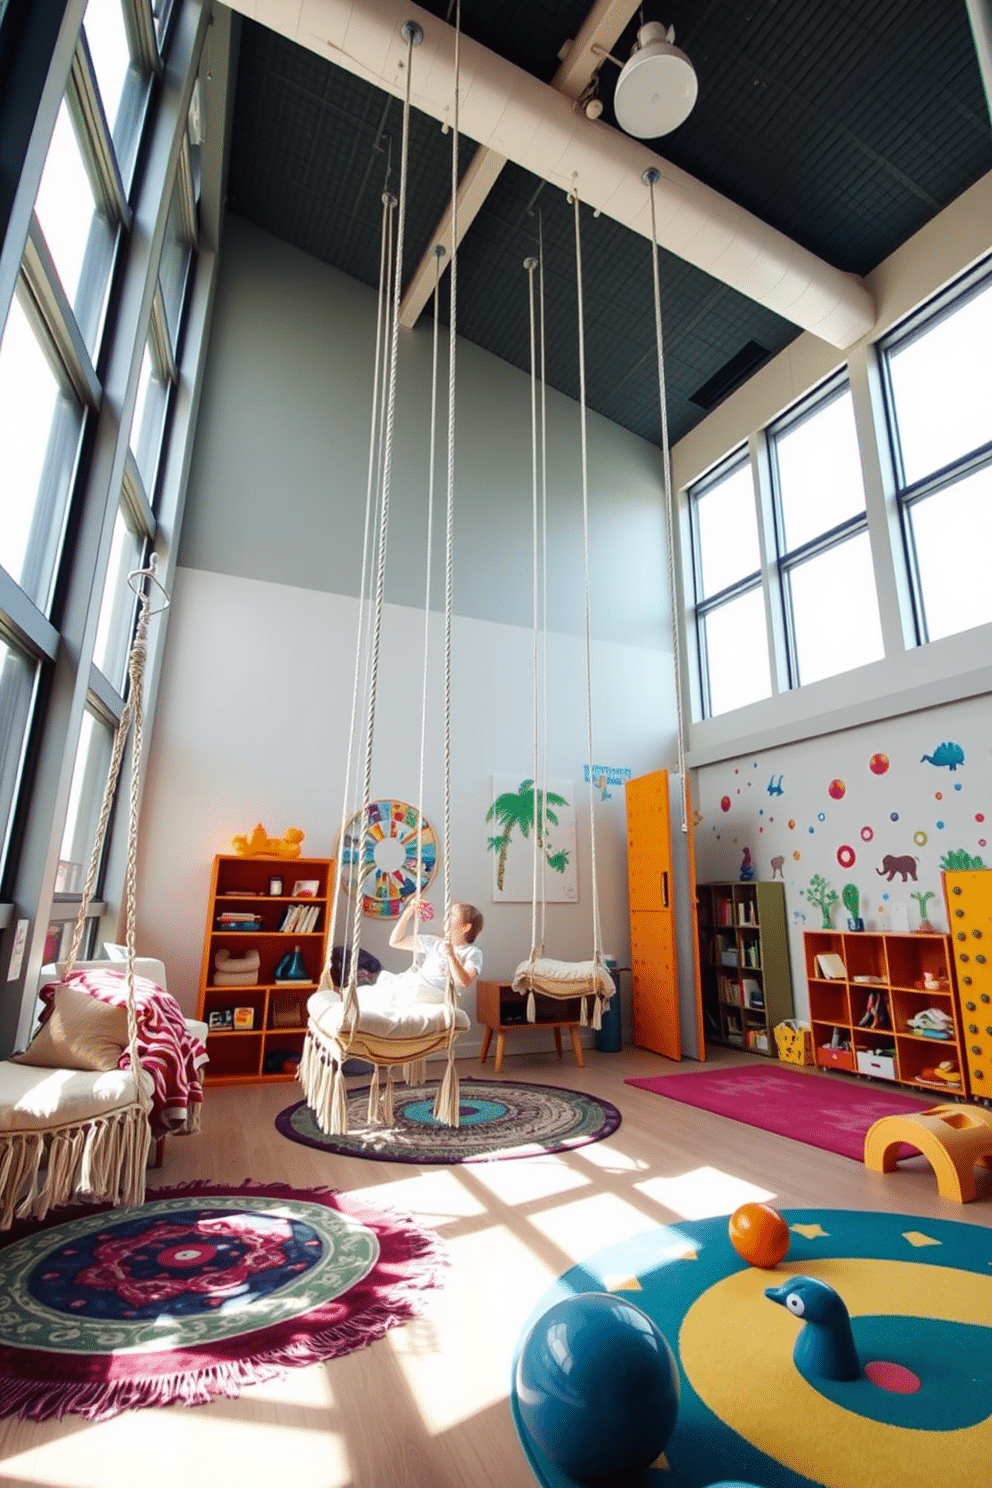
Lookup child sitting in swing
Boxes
[362,897,483,1008]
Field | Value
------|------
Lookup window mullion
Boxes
[68,36,130,230]
[752,430,789,696]
[21,221,101,409]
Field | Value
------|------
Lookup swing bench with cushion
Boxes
[0,568,206,1229]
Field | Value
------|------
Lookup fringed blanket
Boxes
[38,970,206,1140]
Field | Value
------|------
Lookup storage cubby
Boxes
[804,928,965,1096]
[695,881,794,1056]
[196,854,335,1085]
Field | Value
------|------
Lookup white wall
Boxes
[694,685,991,1021]
[137,216,681,1056]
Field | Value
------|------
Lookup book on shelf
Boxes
[815,952,847,979]
[717,974,742,1007]
[741,977,763,1009]
[278,902,321,933]
[737,901,757,926]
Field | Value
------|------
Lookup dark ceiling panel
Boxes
[224,2,992,448]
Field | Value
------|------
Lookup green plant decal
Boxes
[939,849,987,872]
[841,883,860,919]
[486,779,568,891]
[807,874,839,929]
[910,889,937,930]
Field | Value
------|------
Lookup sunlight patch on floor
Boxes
[527,1190,662,1258]
[635,1165,775,1220]
[386,1224,554,1429]
[468,1153,591,1203]
[350,1167,489,1226]
[574,1142,648,1174]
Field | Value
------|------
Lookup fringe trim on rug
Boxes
[0,1108,150,1230]
[0,1179,448,1423]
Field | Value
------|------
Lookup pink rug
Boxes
[624,1064,939,1161]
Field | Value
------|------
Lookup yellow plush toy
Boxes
[231,824,305,859]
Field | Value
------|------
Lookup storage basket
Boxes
[774,1021,815,1066]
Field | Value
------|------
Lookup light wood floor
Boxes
[2,1044,989,1488]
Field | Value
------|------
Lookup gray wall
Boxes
[179,214,671,649]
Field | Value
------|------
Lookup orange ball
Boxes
[728,1203,789,1269]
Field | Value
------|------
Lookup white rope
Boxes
[433,0,462,1127]
[646,171,689,817]
[342,32,417,1049]
[413,245,446,931]
[525,255,540,961]
[537,236,550,955]
[571,186,604,965]
[324,190,397,990]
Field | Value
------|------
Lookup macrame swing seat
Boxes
[0,568,166,1228]
[300,17,467,1136]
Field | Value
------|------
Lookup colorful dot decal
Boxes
[936,820,945,829]
[914,830,928,847]
[978,814,986,823]
[817,813,826,822]
[837,845,856,868]
[890,812,899,822]
[869,754,890,775]
[861,826,874,842]
[792,851,801,860]
[720,796,731,812]
[788,819,796,830]
[935,792,943,801]
[828,779,846,799]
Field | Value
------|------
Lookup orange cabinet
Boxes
[625,770,680,1059]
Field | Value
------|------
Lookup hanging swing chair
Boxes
[507,211,616,1034]
[299,15,470,1136]
[0,566,169,1227]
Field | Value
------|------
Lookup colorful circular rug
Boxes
[276,1078,621,1163]
[511,1207,992,1488]
[0,1181,446,1421]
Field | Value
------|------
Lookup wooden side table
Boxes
[476,980,585,1073]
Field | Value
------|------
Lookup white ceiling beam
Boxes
[396,0,639,329]
[238,0,876,346]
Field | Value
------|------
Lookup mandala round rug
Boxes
[276,1078,622,1163]
[0,1181,446,1421]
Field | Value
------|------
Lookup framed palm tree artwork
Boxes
[487,776,578,903]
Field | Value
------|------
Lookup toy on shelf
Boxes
[858,989,890,1030]
[841,882,863,931]
[807,874,839,929]
[232,824,305,859]
[911,889,938,932]
[739,846,755,882]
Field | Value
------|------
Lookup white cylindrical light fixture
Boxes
[614,22,698,139]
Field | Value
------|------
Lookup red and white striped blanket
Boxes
[39,968,206,1139]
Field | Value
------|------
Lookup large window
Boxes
[881,262,992,644]
[768,378,884,688]
[690,455,772,717]
[0,0,204,1030]
[689,378,886,716]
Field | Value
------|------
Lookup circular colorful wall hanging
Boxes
[339,799,438,918]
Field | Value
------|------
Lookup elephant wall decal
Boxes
[876,854,919,882]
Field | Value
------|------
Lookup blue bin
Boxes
[595,963,622,1053]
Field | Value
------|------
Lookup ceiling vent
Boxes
[689,340,771,412]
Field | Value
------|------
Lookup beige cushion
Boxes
[0,1060,151,1131]
[511,956,614,999]
[13,985,128,1072]
[308,989,470,1042]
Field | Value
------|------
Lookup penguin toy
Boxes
[765,1275,861,1382]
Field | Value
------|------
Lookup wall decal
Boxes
[807,874,838,928]
[487,776,577,903]
[876,853,918,882]
[868,753,889,774]
[767,775,784,795]
[920,741,965,770]
[939,848,986,871]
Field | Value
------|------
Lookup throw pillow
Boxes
[13,984,128,1071]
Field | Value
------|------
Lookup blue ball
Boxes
[516,1291,680,1480]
